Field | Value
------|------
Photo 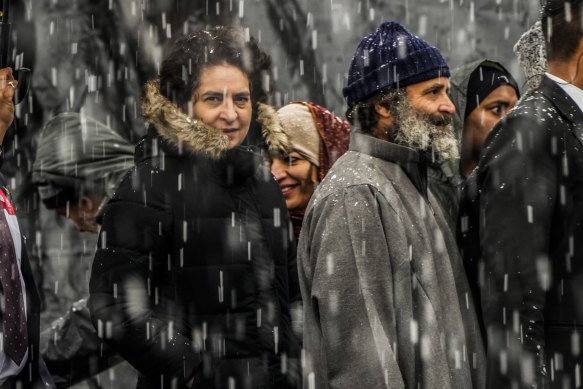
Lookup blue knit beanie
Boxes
[343,21,450,109]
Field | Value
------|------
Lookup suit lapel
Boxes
[541,75,583,147]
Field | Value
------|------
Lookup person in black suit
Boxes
[0,67,54,388]
[460,1,583,387]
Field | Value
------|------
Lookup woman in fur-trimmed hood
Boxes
[88,26,301,389]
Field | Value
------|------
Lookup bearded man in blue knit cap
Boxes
[297,21,486,388]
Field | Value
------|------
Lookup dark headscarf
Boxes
[464,60,520,118]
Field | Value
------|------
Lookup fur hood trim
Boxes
[256,103,293,157]
[141,79,292,159]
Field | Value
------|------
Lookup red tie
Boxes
[0,194,27,365]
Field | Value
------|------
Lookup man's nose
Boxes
[439,94,456,115]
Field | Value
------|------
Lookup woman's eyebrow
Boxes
[200,91,223,97]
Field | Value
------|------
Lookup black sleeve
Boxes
[41,299,123,388]
[477,114,555,389]
[88,183,201,388]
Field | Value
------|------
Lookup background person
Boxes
[0,67,54,388]
[32,112,137,388]
[33,113,135,233]
[453,60,520,178]
[427,59,520,347]
[29,5,144,387]
[429,59,520,232]
[88,26,300,389]
[267,102,350,240]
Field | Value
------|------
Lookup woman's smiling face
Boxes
[269,152,317,211]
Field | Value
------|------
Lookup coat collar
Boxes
[540,75,583,148]
[349,132,429,199]
[135,125,265,185]
[141,79,292,160]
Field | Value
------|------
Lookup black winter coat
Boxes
[88,83,300,389]
[460,75,583,389]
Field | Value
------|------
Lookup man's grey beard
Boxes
[391,98,459,161]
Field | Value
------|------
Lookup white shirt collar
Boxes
[545,72,583,114]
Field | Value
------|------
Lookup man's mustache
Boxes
[428,113,453,127]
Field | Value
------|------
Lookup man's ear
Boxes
[79,195,95,212]
[372,103,396,141]
[374,103,392,119]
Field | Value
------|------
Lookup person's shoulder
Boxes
[477,87,566,177]
[504,77,578,126]
[102,164,173,230]
[105,166,140,211]
[485,89,559,145]
[110,160,171,206]
[322,150,392,184]
[314,151,377,190]
[309,152,393,210]
[512,87,558,114]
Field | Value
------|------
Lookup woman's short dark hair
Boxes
[541,0,583,61]
[159,26,273,107]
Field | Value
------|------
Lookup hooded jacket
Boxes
[88,81,300,389]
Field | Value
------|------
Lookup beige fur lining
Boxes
[256,103,292,156]
[141,79,292,159]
